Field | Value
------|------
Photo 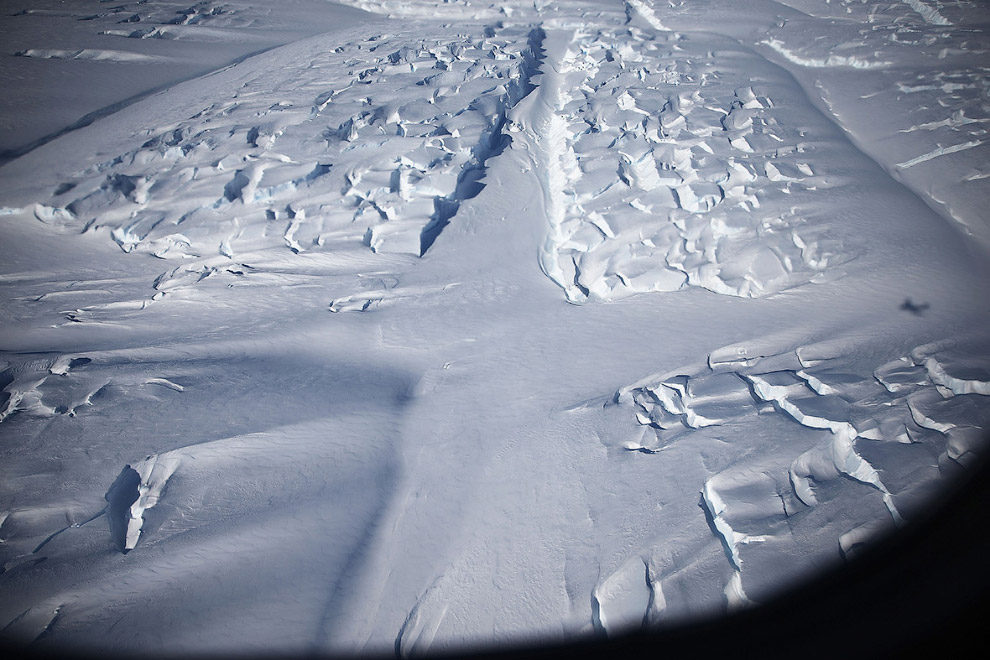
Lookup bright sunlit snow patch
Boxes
[902,0,951,26]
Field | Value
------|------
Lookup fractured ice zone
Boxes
[2,0,990,654]
[605,338,990,605]
[32,22,540,265]
[520,26,852,302]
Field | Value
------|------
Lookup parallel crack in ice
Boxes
[608,335,990,603]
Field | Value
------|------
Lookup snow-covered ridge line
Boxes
[505,27,580,301]
[395,576,448,657]
[15,48,166,63]
[723,571,753,612]
[334,0,505,20]
[591,558,655,636]
[625,0,668,32]
[761,38,889,70]
[924,357,990,396]
[903,0,952,26]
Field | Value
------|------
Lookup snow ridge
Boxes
[902,0,952,26]
[506,26,583,302]
[335,0,502,21]
[625,0,669,32]
[923,356,990,397]
[761,38,889,70]
[395,576,449,658]
[15,48,164,63]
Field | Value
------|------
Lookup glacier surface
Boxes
[1,0,989,654]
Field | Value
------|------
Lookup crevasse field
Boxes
[0,0,988,654]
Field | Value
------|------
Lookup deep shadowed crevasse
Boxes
[419,27,546,256]
[104,466,141,554]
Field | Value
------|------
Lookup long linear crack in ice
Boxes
[746,373,903,524]
[418,29,541,256]
[761,38,890,70]
[896,140,985,170]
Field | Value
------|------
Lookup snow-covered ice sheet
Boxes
[1,0,989,655]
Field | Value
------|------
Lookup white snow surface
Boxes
[1,0,989,654]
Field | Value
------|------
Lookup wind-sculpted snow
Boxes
[0,352,191,425]
[15,49,167,63]
[394,574,452,657]
[760,38,890,70]
[333,0,567,21]
[0,342,413,649]
[0,355,102,423]
[75,1,266,30]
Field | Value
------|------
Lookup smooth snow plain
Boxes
[0,0,989,655]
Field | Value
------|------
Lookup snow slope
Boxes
[0,0,378,162]
[1,0,989,654]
